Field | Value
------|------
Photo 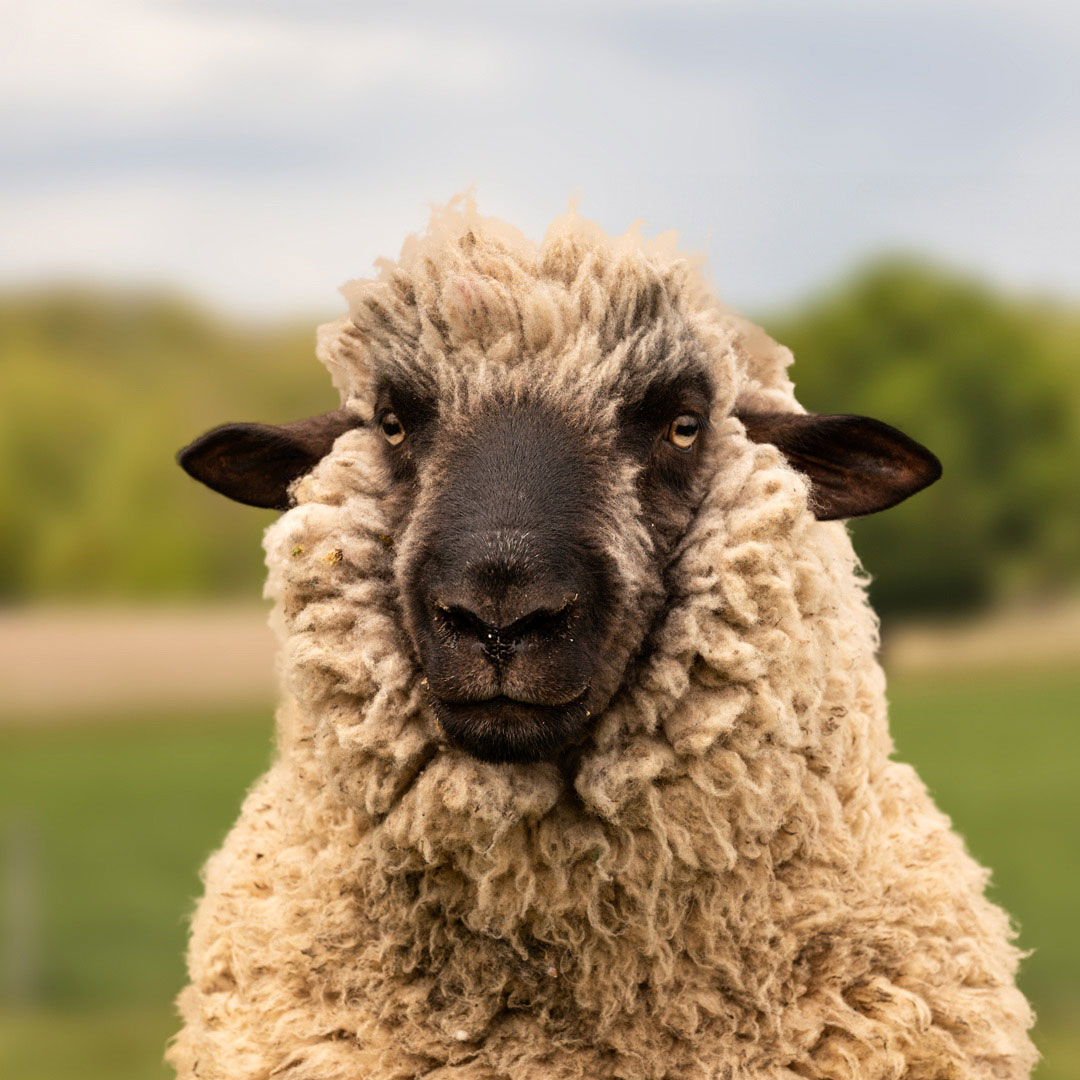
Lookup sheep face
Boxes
[378,361,716,765]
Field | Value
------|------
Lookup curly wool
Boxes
[168,199,1036,1079]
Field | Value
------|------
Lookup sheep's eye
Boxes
[665,414,701,451]
[380,411,406,446]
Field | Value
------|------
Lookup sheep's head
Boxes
[178,205,940,770]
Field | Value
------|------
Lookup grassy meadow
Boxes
[1,668,1077,1080]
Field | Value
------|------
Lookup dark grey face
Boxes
[400,403,610,763]
[380,371,715,764]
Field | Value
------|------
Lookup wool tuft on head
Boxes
[170,196,1034,1080]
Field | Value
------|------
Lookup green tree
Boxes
[766,258,1080,615]
[0,289,334,602]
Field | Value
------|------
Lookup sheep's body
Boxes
[168,203,1035,1079]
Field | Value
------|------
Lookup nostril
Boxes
[503,594,577,640]
[431,599,518,665]
[432,599,488,638]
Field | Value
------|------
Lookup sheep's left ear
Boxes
[177,408,359,510]
[737,412,942,520]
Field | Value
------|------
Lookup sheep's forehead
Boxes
[318,205,749,416]
[365,266,701,393]
[377,325,711,420]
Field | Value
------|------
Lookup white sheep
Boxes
[168,198,1036,1079]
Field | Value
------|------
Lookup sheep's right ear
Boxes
[737,411,942,520]
[177,408,359,510]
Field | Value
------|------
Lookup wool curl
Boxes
[168,197,1036,1080]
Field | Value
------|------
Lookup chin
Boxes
[430,693,592,764]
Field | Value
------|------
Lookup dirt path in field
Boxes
[0,607,276,720]
[882,601,1080,676]
[1,601,1078,721]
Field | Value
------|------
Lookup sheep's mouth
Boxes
[429,692,591,765]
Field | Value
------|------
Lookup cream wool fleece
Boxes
[167,199,1036,1080]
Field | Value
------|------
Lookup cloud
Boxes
[1,0,1077,315]
[4,0,506,139]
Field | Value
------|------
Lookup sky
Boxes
[2,0,1078,319]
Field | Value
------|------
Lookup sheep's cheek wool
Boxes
[167,198,1036,1080]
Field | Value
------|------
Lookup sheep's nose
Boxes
[429,587,577,665]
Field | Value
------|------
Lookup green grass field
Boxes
[1,670,1077,1079]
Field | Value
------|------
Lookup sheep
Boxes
[168,197,1036,1080]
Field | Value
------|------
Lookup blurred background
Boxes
[1,1,1077,1077]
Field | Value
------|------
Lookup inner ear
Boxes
[177,407,359,510]
[737,411,942,520]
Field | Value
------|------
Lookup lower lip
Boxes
[428,691,590,764]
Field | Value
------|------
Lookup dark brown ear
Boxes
[177,408,359,510]
[737,412,942,520]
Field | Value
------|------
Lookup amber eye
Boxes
[380,411,405,446]
[665,413,701,451]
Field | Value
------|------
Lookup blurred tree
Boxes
[0,289,335,602]
[765,258,1080,615]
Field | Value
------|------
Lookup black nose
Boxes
[431,589,577,664]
